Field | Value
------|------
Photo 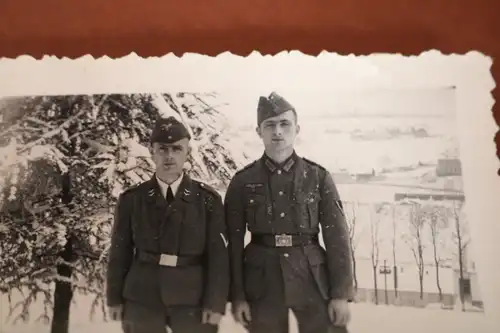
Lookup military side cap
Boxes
[150,116,191,144]
[257,92,296,126]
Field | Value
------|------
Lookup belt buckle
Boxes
[159,254,178,267]
[275,234,293,247]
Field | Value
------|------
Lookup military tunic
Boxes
[106,174,229,333]
[225,152,354,333]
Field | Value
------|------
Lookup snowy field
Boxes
[0,292,494,333]
[232,116,458,174]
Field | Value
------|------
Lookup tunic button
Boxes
[280,212,285,218]
[249,199,254,203]
[284,253,289,258]
[279,191,284,196]
[277,170,282,175]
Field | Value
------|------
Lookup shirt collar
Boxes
[262,151,298,173]
[156,173,184,198]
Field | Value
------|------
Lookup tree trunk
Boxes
[350,243,358,292]
[431,225,443,303]
[393,249,398,298]
[50,238,74,333]
[372,266,378,305]
[435,263,443,302]
[417,230,424,301]
[392,244,398,298]
[457,217,465,311]
[418,250,424,300]
[392,206,398,298]
[352,256,358,292]
[419,268,424,300]
[433,241,443,302]
[50,172,74,333]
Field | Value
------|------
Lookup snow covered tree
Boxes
[450,200,470,311]
[400,200,427,301]
[0,92,245,333]
[422,203,449,303]
[0,94,157,332]
[369,203,385,305]
[149,93,247,191]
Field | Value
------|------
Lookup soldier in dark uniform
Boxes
[225,92,354,333]
[106,116,229,333]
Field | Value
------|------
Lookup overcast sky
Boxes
[218,87,457,127]
[188,54,459,126]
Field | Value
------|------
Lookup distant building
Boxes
[353,253,482,310]
[354,168,376,182]
[394,192,465,202]
[451,244,483,309]
[384,171,481,310]
[331,172,354,184]
[334,163,481,310]
[394,160,464,202]
[353,257,456,307]
[436,158,462,177]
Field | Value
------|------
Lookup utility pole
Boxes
[379,259,391,305]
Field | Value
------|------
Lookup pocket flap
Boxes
[245,193,266,207]
[297,190,321,205]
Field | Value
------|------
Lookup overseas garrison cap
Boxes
[150,116,191,144]
[257,92,296,126]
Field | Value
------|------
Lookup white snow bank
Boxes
[1,291,495,333]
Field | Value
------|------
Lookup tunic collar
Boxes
[155,173,184,198]
[262,151,298,173]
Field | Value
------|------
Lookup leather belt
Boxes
[251,233,319,248]
[136,250,203,267]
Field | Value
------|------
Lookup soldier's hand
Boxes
[108,304,124,321]
[232,301,251,326]
[202,309,223,325]
[328,299,350,327]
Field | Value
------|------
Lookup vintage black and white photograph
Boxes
[0,52,497,333]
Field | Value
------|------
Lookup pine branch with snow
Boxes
[0,92,245,326]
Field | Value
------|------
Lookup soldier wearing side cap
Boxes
[225,92,354,333]
[106,116,229,333]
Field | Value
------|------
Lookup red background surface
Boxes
[0,0,498,171]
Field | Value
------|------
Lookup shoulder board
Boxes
[122,183,140,194]
[196,181,221,197]
[302,157,326,171]
[121,181,147,196]
[234,160,257,175]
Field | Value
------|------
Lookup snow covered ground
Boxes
[0,291,494,333]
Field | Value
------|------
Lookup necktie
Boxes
[166,186,175,204]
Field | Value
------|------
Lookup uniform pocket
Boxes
[244,194,267,229]
[296,191,321,229]
[306,192,321,229]
[306,246,330,300]
[243,247,267,301]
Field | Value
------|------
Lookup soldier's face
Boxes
[256,111,300,152]
[150,139,190,176]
